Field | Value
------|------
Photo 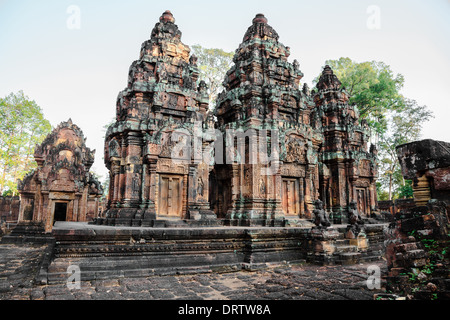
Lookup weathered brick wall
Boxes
[384,201,450,299]
[378,199,416,222]
[0,196,20,223]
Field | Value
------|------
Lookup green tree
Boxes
[191,44,234,109]
[0,91,52,195]
[377,99,433,199]
[398,180,414,199]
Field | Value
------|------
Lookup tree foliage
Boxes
[377,99,433,199]
[0,91,52,196]
[191,44,234,109]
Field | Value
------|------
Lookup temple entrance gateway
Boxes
[23,201,34,221]
[16,119,104,232]
[53,202,67,223]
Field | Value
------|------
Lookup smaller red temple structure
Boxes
[17,119,103,232]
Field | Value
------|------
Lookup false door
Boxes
[158,174,183,217]
[356,188,367,217]
[282,178,301,216]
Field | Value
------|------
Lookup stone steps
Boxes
[334,244,358,253]
[336,252,361,265]
[308,225,387,265]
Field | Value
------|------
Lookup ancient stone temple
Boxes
[211,14,378,226]
[212,13,321,226]
[1,12,387,282]
[314,65,379,222]
[16,119,103,232]
[101,10,216,227]
[97,11,379,229]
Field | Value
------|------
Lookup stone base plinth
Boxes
[44,222,310,283]
[1,221,55,244]
[349,235,369,251]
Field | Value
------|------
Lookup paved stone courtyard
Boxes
[0,243,387,301]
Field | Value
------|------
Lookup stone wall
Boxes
[378,199,416,221]
[384,200,449,299]
[384,139,450,299]
[0,196,20,222]
[44,226,311,283]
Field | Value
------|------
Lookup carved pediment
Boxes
[284,138,306,163]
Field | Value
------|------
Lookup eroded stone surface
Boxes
[0,241,386,301]
[101,10,215,227]
[16,119,103,232]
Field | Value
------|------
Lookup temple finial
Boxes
[252,13,268,24]
[159,10,175,23]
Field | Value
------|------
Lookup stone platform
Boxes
[44,222,310,284]
[37,222,387,284]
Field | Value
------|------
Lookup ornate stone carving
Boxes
[313,199,331,229]
[17,120,103,232]
[346,201,365,238]
[285,138,306,163]
[100,11,216,226]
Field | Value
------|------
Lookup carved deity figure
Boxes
[285,139,305,163]
[347,201,364,236]
[198,80,208,94]
[313,199,331,229]
[259,177,266,196]
[197,177,204,197]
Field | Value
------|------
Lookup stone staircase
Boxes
[308,224,386,265]
[334,240,361,265]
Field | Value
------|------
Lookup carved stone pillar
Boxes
[226,164,241,221]
[111,159,121,207]
[142,156,157,226]
[122,132,143,208]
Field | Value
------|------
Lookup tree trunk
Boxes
[388,173,393,201]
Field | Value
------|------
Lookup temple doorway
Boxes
[356,188,367,216]
[53,202,67,223]
[158,174,183,217]
[282,178,301,216]
[23,201,34,221]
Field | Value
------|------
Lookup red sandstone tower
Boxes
[211,15,378,226]
[102,11,216,227]
[212,14,322,226]
[314,66,378,222]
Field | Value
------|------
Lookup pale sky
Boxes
[0,0,449,180]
